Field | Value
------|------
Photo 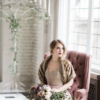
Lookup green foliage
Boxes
[11,36,18,42]
[43,13,50,20]
[11,36,15,42]
[9,64,18,75]
[16,59,18,63]
[10,47,14,51]
[0,2,3,8]
[50,91,67,100]
[8,4,11,8]
[26,4,31,8]
[9,64,14,75]
[0,0,50,76]
[7,13,22,33]
[13,57,16,61]
[34,11,38,15]
[13,58,18,62]
[72,96,75,100]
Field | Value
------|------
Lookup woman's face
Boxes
[52,43,64,58]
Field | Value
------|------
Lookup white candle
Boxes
[48,0,50,15]
[39,0,41,5]
[44,0,46,10]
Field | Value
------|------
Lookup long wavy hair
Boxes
[50,39,67,60]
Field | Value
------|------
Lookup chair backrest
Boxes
[66,51,91,96]
[44,50,91,96]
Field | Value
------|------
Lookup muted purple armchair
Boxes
[44,50,91,100]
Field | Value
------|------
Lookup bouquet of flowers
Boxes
[29,84,73,100]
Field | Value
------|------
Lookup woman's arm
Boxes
[59,78,73,91]
[51,78,73,92]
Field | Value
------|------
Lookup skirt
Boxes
[32,85,72,100]
[50,85,72,100]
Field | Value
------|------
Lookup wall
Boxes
[0,0,2,82]
[0,0,59,92]
[43,0,59,52]
[31,0,60,85]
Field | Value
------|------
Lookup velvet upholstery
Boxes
[44,50,91,100]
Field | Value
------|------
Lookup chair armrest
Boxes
[74,89,87,99]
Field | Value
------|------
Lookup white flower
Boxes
[42,85,46,90]
[14,29,17,31]
[46,86,51,92]
[41,90,45,95]
[46,91,52,97]
[45,94,51,100]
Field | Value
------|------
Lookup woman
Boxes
[38,39,76,100]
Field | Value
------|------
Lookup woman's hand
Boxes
[51,88,60,92]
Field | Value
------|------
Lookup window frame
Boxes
[57,0,100,72]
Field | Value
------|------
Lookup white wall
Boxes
[31,0,60,85]
[0,0,2,82]
[44,0,59,52]
[0,0,60,92]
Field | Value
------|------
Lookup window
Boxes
[0,3,2,81]
[58,0,100,70]
[92,0,100,64]
[68,0,89,53]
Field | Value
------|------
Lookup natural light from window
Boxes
[68,0,100,66]
[58,0,100,72]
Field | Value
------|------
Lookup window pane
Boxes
[70,0,89,9]
[78,45,86,53]
[69,44,78,51]
[93,22,98,34]
[69,32,74,43]
[92,48,97,59]
[69,0,89,53]
[92,35,98,47]
[97,49,100,60]
[98,22,100,34]
[69,44,73,50]
[91,0,100,61]
[98,35,100,47]
[94,0,100,8]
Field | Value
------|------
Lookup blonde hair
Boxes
[50,39,67,59]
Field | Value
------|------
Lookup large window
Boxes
[68,0,89,53]
[58,0,100,71]
[92,0,100,63]
[67,0,100,67]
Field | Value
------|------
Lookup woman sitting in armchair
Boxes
[38,39,76,100]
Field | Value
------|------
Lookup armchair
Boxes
[44,50,91,100]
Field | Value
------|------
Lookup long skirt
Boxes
[50,85,72,100]
[32,85,72,100]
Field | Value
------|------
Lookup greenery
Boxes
[0,0,50,75]
[50,91,73,100]
[28,84,74,100]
